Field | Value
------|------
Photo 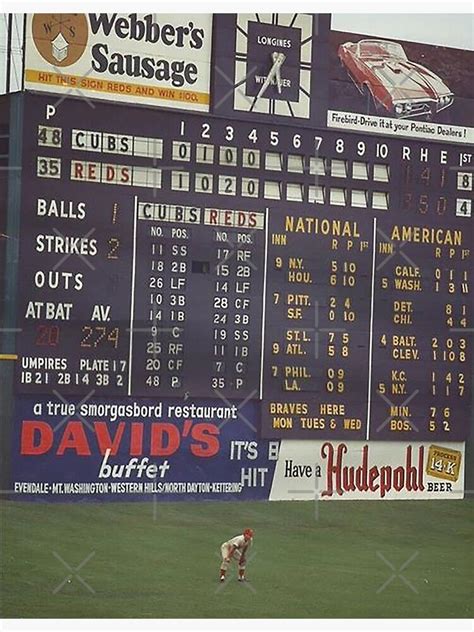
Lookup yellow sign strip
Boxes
[0,354,18,361]
[25,69,210,105]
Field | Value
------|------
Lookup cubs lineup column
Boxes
[128,201,265,398]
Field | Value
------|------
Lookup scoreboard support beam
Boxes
[0,93,23,492]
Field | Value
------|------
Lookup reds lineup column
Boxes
[129,201,266,398]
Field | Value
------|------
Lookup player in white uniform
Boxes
[219,528,254,582]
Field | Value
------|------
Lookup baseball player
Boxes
[219,528,254,582]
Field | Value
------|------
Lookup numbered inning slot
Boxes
[196,143,215,164]
[172,140,192,162]
[287,154,307,174]
[351,161,369,180]
[218,175,237,196]
[242,148,260,169]
[195,173,214,194]
[309,156,327,176]
[265,152,285,171]
[351,190,369,208]
[241,177,259,198]
[329,188,347,206]
[330,159,348,178]
[373,163,390,182]
[171,170,190,191]
[308,185,326,204]
[286,183,305,203]
[372,191,389,210]
[219,146,238,167]
[264,181,283,200]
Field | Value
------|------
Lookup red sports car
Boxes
[338,39,454,120]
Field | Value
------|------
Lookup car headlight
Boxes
[394,103,404,115]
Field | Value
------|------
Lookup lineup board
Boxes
[15,93,472,441]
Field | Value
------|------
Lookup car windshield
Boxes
[358,41,407,60]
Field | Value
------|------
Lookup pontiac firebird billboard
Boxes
[328,18,474,142]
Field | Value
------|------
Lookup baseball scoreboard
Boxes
[15,89,472,441]
[1,12,471,466]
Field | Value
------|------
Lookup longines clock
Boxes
[233,13,313,118]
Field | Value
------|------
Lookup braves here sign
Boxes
[25,14,212,111]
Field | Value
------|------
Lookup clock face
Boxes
[233,14,313,119]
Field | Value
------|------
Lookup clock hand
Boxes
[272,52,283,94]
[255,52,286,101]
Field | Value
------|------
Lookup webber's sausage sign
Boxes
[24,13,212,111]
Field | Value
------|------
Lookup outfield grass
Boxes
[1,499,473,618]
